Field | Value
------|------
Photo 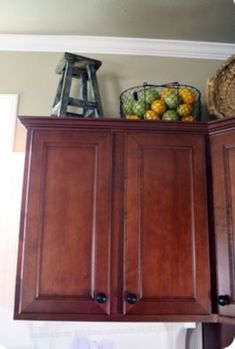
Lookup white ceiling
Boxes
[0,0,234,43]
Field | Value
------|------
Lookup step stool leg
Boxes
[87,64,104,117]
[81,72,89,116]
[58,60,74,117]
[51,73,64,116]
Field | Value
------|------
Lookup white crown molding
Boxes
[0,34,234,60]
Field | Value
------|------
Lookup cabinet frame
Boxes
[14,116,225,323]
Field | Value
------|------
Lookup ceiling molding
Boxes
[0,34,234,60]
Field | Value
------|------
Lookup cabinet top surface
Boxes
[18,116,235,134]
[18,116,208,133]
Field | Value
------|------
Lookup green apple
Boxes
[132,100,146,117]
[164,93,179,110]
[123,99,134,115]
[162,110,179,121]
[144,89,159,104]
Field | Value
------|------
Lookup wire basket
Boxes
[120,82,201,122]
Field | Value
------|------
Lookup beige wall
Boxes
[0,51,222,150]
[0,52,223,348]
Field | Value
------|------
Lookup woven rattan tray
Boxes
[206,54,235,119]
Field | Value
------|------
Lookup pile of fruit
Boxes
[121,85,200,122]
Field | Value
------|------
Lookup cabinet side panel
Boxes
[211,131,235,317]
[224,146,235,301]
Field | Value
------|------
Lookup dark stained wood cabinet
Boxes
[16,116,235,323]
[14,117,212,321]
[123,132,210,316]
[209,120,235,318]
[203,118,235,349]
[15,127,113,319]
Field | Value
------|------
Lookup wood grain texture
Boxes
[210,130,235,317]
[124,132,211,315]
[16,116,235,322]
[15,128,112,317]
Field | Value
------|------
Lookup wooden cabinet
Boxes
[123,132,210,316]
[209,119,235,318]
[14,117,212,321]
[202,118,235,349]
[14,127,113,319]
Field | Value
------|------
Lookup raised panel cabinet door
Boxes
[123,132,211,316]
[210,131,235,317]
[14,129,112,320]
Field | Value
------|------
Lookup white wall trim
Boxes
[0,34,234,60]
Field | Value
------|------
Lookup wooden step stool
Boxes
[51,52,104,117]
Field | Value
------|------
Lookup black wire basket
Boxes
[120,82,201,122]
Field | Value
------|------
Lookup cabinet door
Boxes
[123,132,211,316]
[15,129,112,320]
[210,131,235,317]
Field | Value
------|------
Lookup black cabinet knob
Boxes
[126,293,138,304]
[95,292,107,304]
[218,294,230,306]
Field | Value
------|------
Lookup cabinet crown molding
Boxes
[0,34,234,60]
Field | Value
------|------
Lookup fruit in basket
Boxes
[160,87,177,100]
[164,93,179,110]
[144,110,160,120]
[132,100,146,117]
[182,115,195,122]
[162,110,179,121]
[179,87,196,104]
[151,99,167,115]
[177,104,193,117]
[144,89,159,104]
[126,114,141,120]
[123,99,134,115]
